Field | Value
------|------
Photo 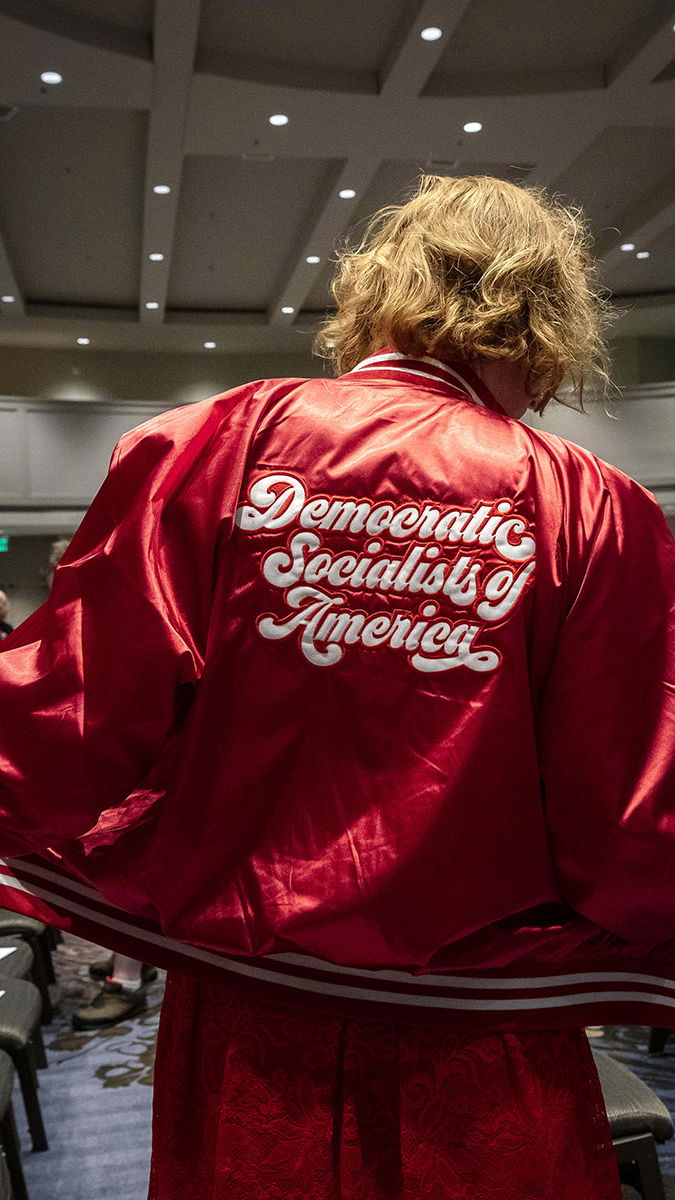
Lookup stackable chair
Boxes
[0,939,47,1069]
[0,912,54,1024]
[0,1048,29,1200]
[0,943,32,991]
[0,981,47,1153]
[593,1048,673,1200]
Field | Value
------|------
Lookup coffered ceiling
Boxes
[0,0,672,357]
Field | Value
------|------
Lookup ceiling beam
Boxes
[0,222,25,318]
[532,4,675,243]
[4,298,674,354]
[0,9,151,107]
[528,113,608,191]
[267,155,379,327]
[378,0,471,99]
[187,77,652,163]
[0,0,149,59]
[139,0,202,325]
[0,304,318,355]
[597,179,675,261]
[605,0,674,88]
[268,0,474,328]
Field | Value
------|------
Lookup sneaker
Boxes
[72,980,147,1030]
[88,957,157,984]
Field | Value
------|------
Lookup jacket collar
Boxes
[345,349,505,415]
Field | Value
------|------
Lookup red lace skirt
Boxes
[148,972,621,1200]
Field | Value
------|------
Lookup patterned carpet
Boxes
[10,937,675,1199]
[17,933,164,1200]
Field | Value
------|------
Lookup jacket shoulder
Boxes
[516,417,660,514]
[114,378,308,461]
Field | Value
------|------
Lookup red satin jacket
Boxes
[0,350,674,1030]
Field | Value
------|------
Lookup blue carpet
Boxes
[16,934,163,1200]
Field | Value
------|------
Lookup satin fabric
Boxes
[0,352,673,1026]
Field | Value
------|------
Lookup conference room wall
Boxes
[0,335,674,405]
[0,346,324,405]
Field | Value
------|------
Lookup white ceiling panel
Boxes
[553,126,675,302]
[168,155,337,310]
[303,159,422,313]
[39,0,153,35]
[425,0,650,94]
[555,126,675,234]
[0,106,146,305]
[197,0,409,90]
[610,224,675,296]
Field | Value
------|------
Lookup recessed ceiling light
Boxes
[281,306,295,314]
[339,188,356,199]
[203,341,216,349]
[620,243,635,252]
[1,295,15,303]
[269,114,289,126]
[636,250,650,259]
[41,71,63,85]
[306,255,321,264]
[420,26,443,40]
[463,121,483,133]
[153,184,171,195]
[76,337,90,345]
[148,252,165,262]
[145,301,159,309]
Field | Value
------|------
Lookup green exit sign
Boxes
[0,537,8,552]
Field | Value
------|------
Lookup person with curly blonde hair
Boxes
[0,175,673,1200]
[317,173,612,413]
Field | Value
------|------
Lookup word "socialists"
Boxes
[235,473,537,674]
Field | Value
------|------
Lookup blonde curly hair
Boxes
[314,174,613,411]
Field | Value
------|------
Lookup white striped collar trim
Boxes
[347,351,486,409]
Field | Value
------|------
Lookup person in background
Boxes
[46,537,72,591]
[71,952,157,1030]
[0,175,673,1200]
[0,591,12,640]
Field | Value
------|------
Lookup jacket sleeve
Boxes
[538,461,675,942]
[0,397,247,856]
